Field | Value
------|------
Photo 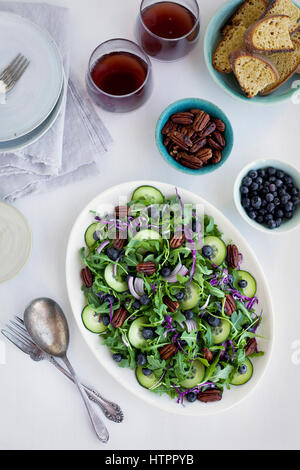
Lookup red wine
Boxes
[91,52,148,96]
[142,1,197,39]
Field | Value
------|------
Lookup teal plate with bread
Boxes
[204,0,300,104]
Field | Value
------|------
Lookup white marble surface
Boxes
[1,0,300,450]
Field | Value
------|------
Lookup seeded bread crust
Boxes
[213,26,247,73]
[262,0,300,33]
[221,0,269,35]
[260,39,300,93]
[291,29,300,70]
[244,14,295,52]
[230,48,279,97]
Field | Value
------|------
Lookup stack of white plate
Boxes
[0,11,64,153]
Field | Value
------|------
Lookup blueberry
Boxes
[202,245,213,258]
[102,315,110,326]
[273,198,280,206]
[278,188,286,197]
[267,167,276,176]
[267,219,277,229]
[275,218,282,227]
[142,328,154,340]
[113,353,122,363]
[251,196,261,209]
[285,202,294,212]
[267,203,275,213]
[265,214,273,223]
[175,290,185,300]
[285,211,294,219]
[142,368,153,376]
[266,193,274,202]
[140,295,150,306]
[269,176,276,183]
[207,315,221,327]
[241,198,251,209]
[256,215,263,224]
[132,300,141,309]
[290,186,299,196]
[256,176,263,185]
[186,392,197,403]
[275,179,283,188]
[242,176,252,187]
[184,310,194,320]
[269,184,276,192]
[281,194,290,205]
[136,353,147,366]
[249,170,258,179]
[259,208,266,216]
[250,182,259,192]
[93,230,100,241]
[238,364,247,375]
[107,247,119,261]
[284,175,293,185]
[180,339,188,347]
[248,210,257,220]
[276,170,284,179]
[240,185,249,195]
[275,209,284,218]
[293,197,300,206]
[161,266,171,277]
[238,279,248,288]
[258,169,266,178]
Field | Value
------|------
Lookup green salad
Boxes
[80,185,263,405]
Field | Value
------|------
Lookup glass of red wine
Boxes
[86,38,153,112]
[136,0,200,61]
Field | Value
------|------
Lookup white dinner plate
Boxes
[0,201,32,283]
[0,12,63,142]
[66,181,274,416]
[0,73,65,153]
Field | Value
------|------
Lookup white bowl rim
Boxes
[66,180,274,416]
[234,158,300,234]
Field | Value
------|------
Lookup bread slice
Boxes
[260,39,300,93]
[221,0,269,35]
[213,26,247,73]
[262,0,300,34]
[230,48,279,97]
[244,14,295,52]
[291,29,300,70]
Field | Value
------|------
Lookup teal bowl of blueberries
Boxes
[155,98,234,175]
[234,159,300,233]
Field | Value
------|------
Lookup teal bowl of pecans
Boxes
[155,98,234,175]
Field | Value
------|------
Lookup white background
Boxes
[1,0,300,450]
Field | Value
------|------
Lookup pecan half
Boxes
[161,120,175,135]
[201,347,214,363]
[163,295,179,313]
[171,112,194,125]
[180,154,203,169]
[115,205,129,218]
[200,121,217,138]
[113,235,126,250]
[213,131,226,148]
[193,111,210,132]
[212,118,226,133]
[196,148,213,164]
[136,262,156,275]
[168,131,193,151]
[226,244,239,269]
[111,306,128,328]
[208,136,223,151]
[211,150,222,164]
[170,233,185,249]
[190,137,207,153]
[224,294,236,316]
[159,343,177,360]
[197,389,222,403]
[245,337,257,357]
[81,267,93,288]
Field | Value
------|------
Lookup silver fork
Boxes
[0,54,30,93]
[1,316,123,423]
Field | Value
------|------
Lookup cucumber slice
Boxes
[180,360,206,388]
[136,366,161,389]
[230,358,253,385]
[128,316,148,348]
[85,223,100,248]
[211,318,231,344]
[133,229,162,243]
[233,270,257,298]
[81,305,107,333]
[104,263,128,292]
[203,236,226,266]
[131,185,164,205]
[180,282,201,310]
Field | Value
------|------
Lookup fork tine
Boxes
[0,53,21,80]
[5,324,34,347]
[5,58,29,88]
[9,319,33,340]
[1,54,24,82]
[1,329,32,355]
[15,316,24,325]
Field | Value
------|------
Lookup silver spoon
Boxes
[24,297,109,443]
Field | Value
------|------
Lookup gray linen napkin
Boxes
[0,2,113,202]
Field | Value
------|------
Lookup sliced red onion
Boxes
[149,372,166,390]
[185,319,197,333]
[134,278,145,296]
[121,334,130,348]
[128,276,141,300]
[112,257,120,277]
[199,295,211,310]
[96,240,109,254]
[163,263,189,283]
